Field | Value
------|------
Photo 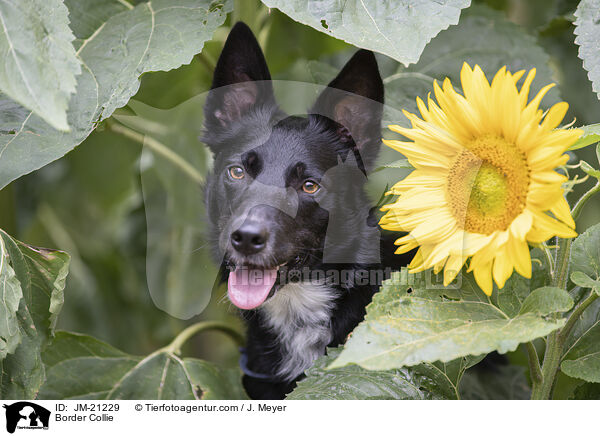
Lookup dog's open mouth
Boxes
[227,266,279,310]
[226,254,308,310]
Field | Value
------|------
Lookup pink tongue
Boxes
[227,267,278,310]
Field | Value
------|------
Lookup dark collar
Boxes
[238,348,283,383]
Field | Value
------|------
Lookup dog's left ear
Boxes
[204,22,275,131]
[312,50,384,170]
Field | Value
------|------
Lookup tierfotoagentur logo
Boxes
[2,402,50,433]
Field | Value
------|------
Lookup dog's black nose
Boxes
[231,223,268,255]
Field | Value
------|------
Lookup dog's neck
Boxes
[259,281,339,381]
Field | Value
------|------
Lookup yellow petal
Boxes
[473,259,494,296]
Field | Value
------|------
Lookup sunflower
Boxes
[380,63,581,295]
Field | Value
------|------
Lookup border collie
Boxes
[202,22,409,400]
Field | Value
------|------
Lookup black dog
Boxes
[203,22,409,399]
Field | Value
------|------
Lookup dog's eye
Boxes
[228,166,245,180]
[302,180,320,194]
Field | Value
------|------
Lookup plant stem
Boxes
[559,291,599,343]
[552,180,600,290]
[530,330,561,399]
[552,237,572,290]
[571,180,600,221]
[526,342,543,385]
[531,292,599,399]
[530,180,600,399]
[107,121,204,184]
[164,321,245,355]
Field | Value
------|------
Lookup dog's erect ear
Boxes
[312,50,384,170]
[205,22,274,129]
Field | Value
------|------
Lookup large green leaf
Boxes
[0,235,22,359]
[261,0,471,66]
[309,5,559,113]
[39,332,247,400]
[38,331,139,400]
[406,5,558,86]
[0,230,70,399]
[382,5,561,128]
[561,298,600,382]
[0,0,232,190]
[287,347,465,399]
[0,0,81,131]
[570,222,600,291]
[562,345,600,382]
[561,225,600,383]
[574,0,600,100]
[330,271,572,370]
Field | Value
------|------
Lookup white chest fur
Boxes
[260,282,338,381]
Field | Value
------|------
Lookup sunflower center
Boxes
[447,134,530,234]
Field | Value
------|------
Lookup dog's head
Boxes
[203,22,384,310]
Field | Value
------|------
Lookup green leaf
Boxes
[459,365,531,400]
[329,272,572,370]
[0,235,22,359]
[287,348,460,400]
[384,4,560,127]
[561,297,600,383]
[562,352,600,382]
[261,0,471,66]
[39,332,247,400]
[265,9,349,75]
[496,273,535,319]
[571,271,600,295]
[570,222,600,282]
[574,0,600,100]
[183,359,248,400]
[107,353,200,400]
[404,5,559,100]
[0,230,70,399]
[562,227,600,382]
[561,315,600,383]
[39,332,140,400]
[0,0,81,131]
[0,0,232,190]
[580,160,600,179]
[518,287,574,315]
[307,6,558,131]
[568,124,600,151]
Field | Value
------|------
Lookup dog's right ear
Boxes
[204,22,274,130]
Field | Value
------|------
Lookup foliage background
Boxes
[1,0,600,399]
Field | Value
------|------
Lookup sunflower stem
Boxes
[531,292,599,399]
[553,237,572,290]
[525,342,543,385]
[571,180,600,221]
[559,291,598,345]
[531,181,600,399]
[164,321,245,355]
[107,120,205,184]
